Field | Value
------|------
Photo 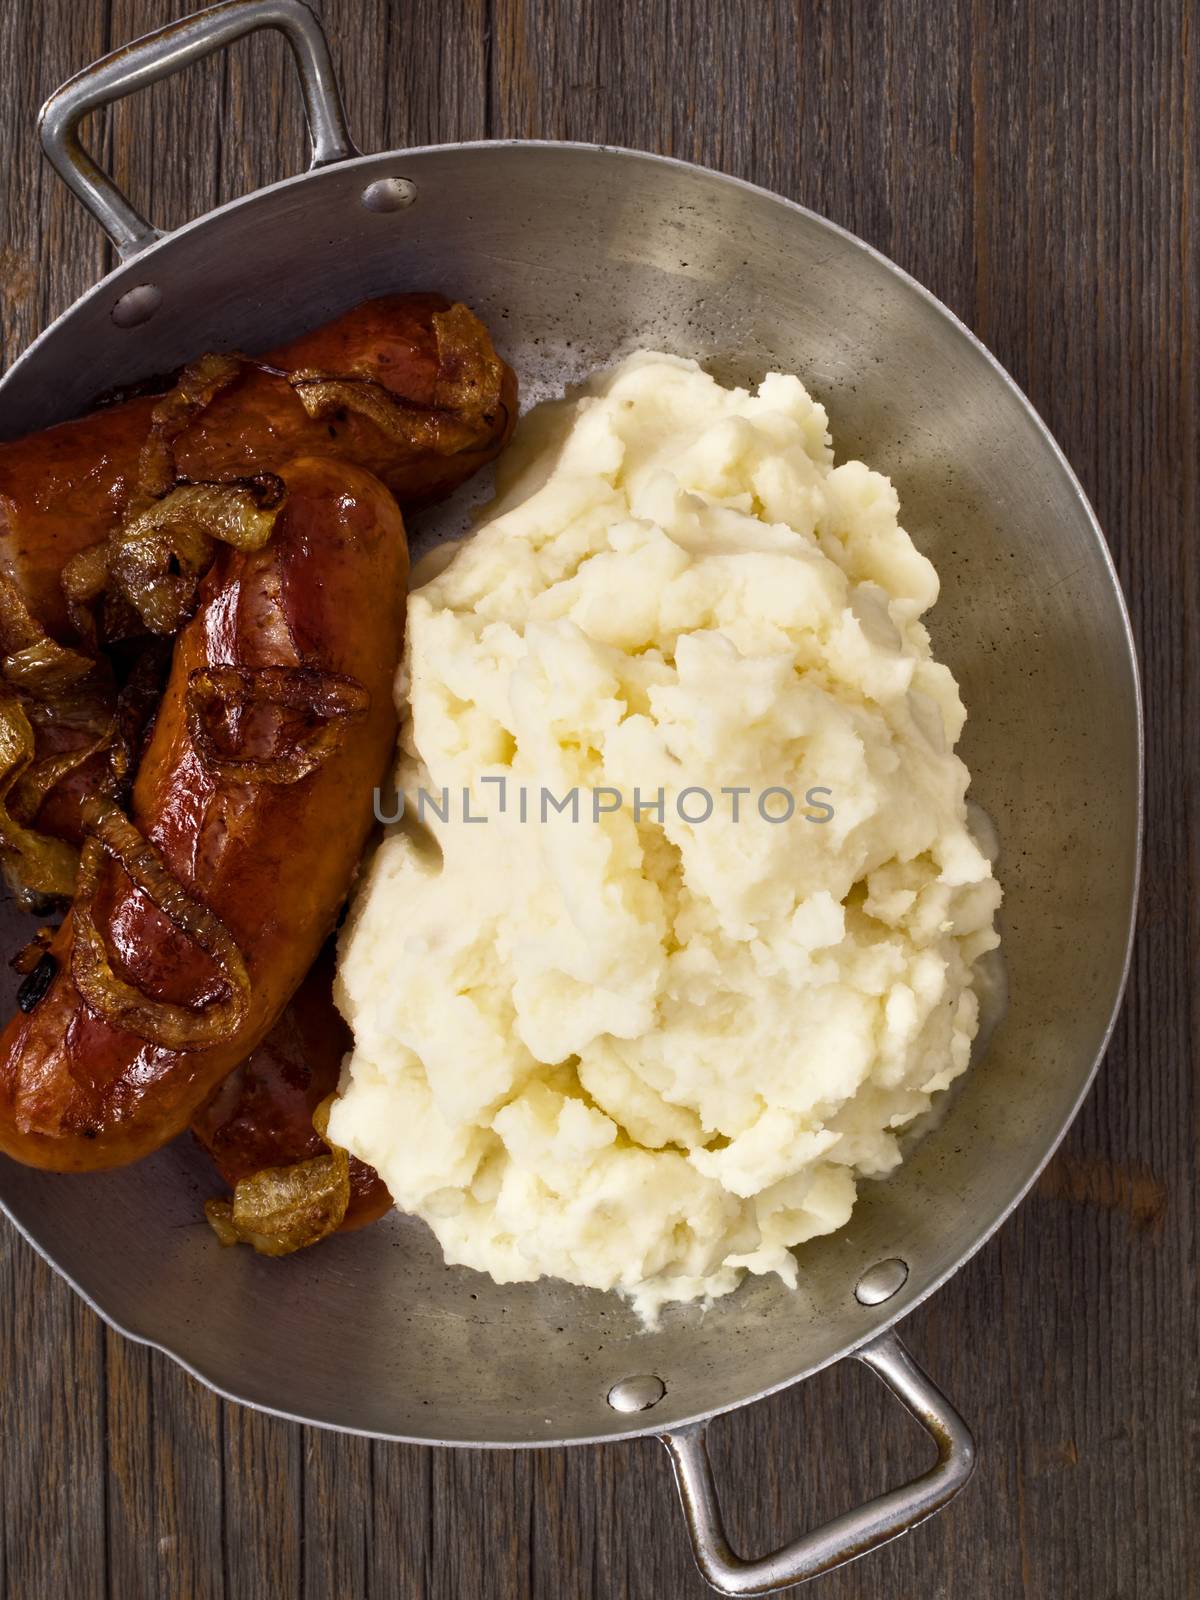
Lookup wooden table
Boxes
[0,2,1194,1596]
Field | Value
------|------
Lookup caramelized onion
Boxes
[0,578,119,898]
[205,1094,350,1255]
[428,301,509,414]
[0,691,81,901]
[71,795,251,1049]
[186,665,369,784]
[0,572,45,655]
[59,542,113,647]
[110,477,285,635]
[6,729,112,828]
[5,636,118,760]
[61,541,111,608]
[137,352,244,500]
[4,636,99,700]
[290,302,506,458]
[124,475,285,549]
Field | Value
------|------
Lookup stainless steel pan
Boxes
[0,2,1142,1591]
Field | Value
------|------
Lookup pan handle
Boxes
[660,1330,975,1596]
[38,0,359,262]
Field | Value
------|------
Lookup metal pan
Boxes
[0,2,1142,1591]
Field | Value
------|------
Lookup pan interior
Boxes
[0,145,1139,1446]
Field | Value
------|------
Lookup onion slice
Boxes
[186,665,369,785]
[4,635,102,701]
[289,301,506,459]
[71,795,251,1049]
[2,633,118,821]
[0,690,81,902]
[137,352,244,501]
[0,572,48,656]
[204,1094,351,1255]
[110,476,285,636]
[0,575,118,900]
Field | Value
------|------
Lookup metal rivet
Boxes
[606,1374,666,1413]
[361,177,417,212]
[111,283,162,328]
[855,1257,910,1305]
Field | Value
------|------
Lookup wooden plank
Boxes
[0,8,112,1596]
[0,0,1195,1596]
[103,1341,226,1600]
[0,1244,107,1600]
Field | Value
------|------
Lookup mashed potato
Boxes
[330,352,1001,1321]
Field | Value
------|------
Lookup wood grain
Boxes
[0,0,1195,1596]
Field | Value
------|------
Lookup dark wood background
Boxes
[0,1,1195,1596]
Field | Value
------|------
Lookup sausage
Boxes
[1,295,513,851]
[191,947,391,1233]
[0,455,407,1171]
[0,294,515,640]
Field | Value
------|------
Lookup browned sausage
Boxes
[0,455,407,1171]
[0,294,514,640]
[191,946,391,1233]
